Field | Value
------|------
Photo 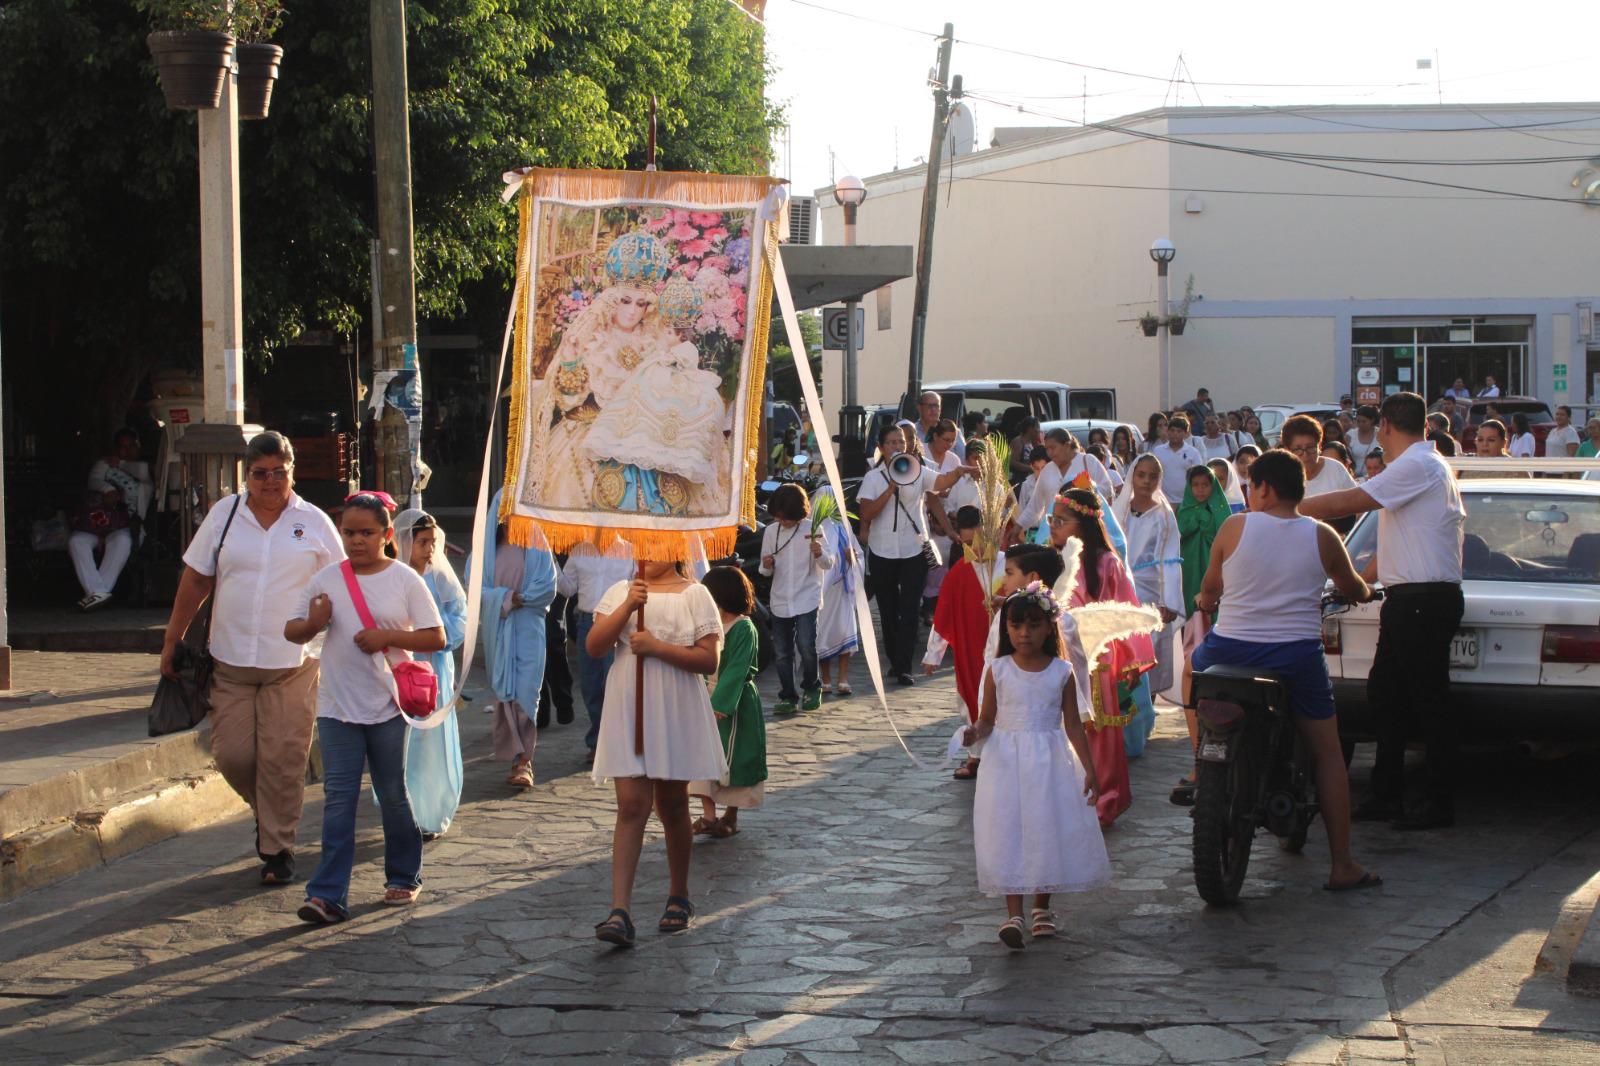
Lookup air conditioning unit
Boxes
[788,195,816,245]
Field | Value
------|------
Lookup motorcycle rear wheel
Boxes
[1192,756,1256,905]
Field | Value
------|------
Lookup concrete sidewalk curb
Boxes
[1,771,247,902]
[1567,899,1600,996]
[0,726,217,839]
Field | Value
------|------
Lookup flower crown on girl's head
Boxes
[1057,493,1099,518]
[1006,579,1063,619]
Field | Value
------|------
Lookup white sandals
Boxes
[1030,908,1057,937]
[998,916,1026,950]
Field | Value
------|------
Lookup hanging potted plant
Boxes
[234,0,287,120]
[1138,312,1160,338]
[139,0,236,111]
[1167,274,1195,336]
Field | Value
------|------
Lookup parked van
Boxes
[898,380,1117,441]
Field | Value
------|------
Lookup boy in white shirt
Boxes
[759,484,836,713]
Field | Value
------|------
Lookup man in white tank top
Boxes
[1188,450,1380,893]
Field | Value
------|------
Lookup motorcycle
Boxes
[1188,587,1382,905]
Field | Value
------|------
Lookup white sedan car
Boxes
[1325,476,1600,740]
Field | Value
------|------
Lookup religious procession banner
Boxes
[499,168,784,561]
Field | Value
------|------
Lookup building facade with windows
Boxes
[816,103,1600,420]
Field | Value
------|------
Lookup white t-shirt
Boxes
[300,561,443,724]
[1304,457,1357,497]
[1155,442,1204,504]
[183,493,344,670]
[1508,432,1537,458]
[1345,429,1379,467]
[1360,439,1464,587]
[858,465,939,560]
[1546,424,1581,457]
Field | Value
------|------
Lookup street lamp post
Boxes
[834,175,868,446]
[1149,237,1176,410]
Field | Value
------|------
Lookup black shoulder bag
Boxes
[148,494,243,737]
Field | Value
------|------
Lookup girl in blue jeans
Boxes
[758,484,835,715]
[285,494,446,923]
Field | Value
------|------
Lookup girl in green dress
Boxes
[689,566,768,838]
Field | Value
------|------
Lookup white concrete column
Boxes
[199,67,244,426]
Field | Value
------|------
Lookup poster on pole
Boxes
[499,168,784,561]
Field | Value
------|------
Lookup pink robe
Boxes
[1069,550,1155,826]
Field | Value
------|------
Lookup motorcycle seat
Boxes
[1194,665,1291,711]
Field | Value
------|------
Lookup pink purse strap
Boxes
[339,561,396,662]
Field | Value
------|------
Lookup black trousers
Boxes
[539,592,575,722]
[868,550,928,675]
[1367,582,1464,809]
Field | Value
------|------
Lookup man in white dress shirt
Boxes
[1301,392,1466,831]
[1476,375,1501,399]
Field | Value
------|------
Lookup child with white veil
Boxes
[394,510,468,836]
[1111,456,1184,758]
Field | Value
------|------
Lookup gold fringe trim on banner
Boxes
[499,189,534,525]
[504,516,737,564]
[508,167,781,208]
[738,218,778,530]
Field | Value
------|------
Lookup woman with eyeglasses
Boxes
[160,431,344,886]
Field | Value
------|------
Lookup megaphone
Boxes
[887,451,923,486]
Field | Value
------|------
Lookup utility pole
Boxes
[370,0,420,506]
[199,66,244,426]
[905,22,955,411]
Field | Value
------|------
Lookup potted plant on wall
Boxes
[139,0,236,110]
[233,0,287,120]
[1138,311,1160,337]
[1167,274,1195,336]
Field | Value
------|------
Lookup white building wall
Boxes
[817,104,1600,422]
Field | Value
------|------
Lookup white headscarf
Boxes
[394,508,467,606]
[1207,459,1247,513]
[1112,453,1171,529]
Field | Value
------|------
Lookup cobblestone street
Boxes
[2,660,1598,1065]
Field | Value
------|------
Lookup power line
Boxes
[961,92,1599,206]
[780,0,1430,90]
[961,175,1549,203]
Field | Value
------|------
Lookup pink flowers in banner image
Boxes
[643,207,752,343]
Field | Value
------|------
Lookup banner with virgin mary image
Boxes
[499,168,784,560]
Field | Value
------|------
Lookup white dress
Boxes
[973,656,1112,896]
[591,581,730,784]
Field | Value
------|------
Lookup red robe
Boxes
[1068,550,1153,827]
[932,556,990,725]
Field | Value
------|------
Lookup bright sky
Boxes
[762,0,1599,201]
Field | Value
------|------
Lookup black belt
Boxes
[1384,581,1461,596]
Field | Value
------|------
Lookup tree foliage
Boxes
[0,0,781,460]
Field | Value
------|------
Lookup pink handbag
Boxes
[339,561,439,719]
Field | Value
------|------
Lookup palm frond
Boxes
[970,432,1017,612]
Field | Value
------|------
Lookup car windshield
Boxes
[1346,491,1600,584]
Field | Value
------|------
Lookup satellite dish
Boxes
[943,101,977,158]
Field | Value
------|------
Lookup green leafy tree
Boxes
[767,308,823,407]
[0,0,781,468]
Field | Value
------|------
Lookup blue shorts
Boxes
[1190,633,1336,720]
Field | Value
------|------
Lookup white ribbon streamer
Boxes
[766,237,925,767]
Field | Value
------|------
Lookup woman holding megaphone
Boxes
[857,424,979,685]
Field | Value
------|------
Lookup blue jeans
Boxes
[771,609,819,701]
[305,715,422,918]
[573,610,613,750]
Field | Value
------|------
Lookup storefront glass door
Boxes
[1352,319,1530,403]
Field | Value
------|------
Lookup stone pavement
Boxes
[1,654,1598,1065]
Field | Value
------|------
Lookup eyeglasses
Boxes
[1286,445,1320,457]
[1045,513,1075,526]
[249,467,290,481]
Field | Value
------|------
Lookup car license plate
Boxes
[1450,630,1480,669]
[1198,740,1230,762]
